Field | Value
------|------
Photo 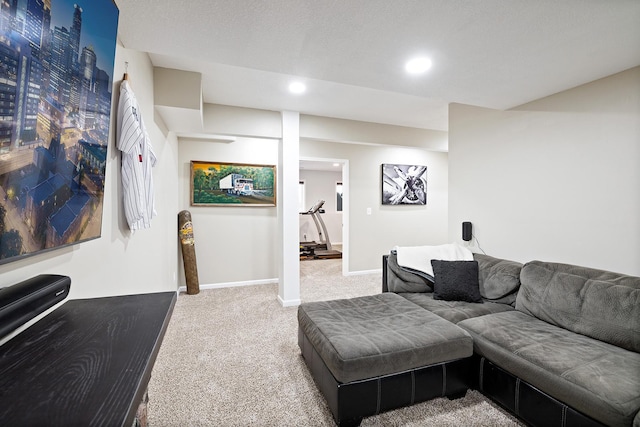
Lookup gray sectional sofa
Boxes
[384,252,640,427]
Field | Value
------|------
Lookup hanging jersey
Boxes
[117,80,157,231]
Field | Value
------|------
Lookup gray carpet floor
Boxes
[147,259,523,426]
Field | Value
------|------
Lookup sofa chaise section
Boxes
[459,310,640,426]
[458,260,640,427]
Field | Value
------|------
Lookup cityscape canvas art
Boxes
[0,1,119,264]
[381,163,427,205]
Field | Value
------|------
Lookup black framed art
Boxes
[381,163,427,205]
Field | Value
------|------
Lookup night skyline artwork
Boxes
[0,0,119,265]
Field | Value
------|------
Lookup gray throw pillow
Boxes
[431,260,483,303]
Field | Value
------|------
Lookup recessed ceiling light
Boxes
[289,81,306,94]
[405,57,432,74]
[333,163,340,167]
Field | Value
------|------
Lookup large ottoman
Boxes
[298,293,474,426]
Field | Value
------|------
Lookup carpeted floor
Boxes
[147,259,523,426]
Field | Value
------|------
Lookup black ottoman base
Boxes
[299,327,473,427]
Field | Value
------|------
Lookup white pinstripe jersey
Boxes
[117,81,157,231]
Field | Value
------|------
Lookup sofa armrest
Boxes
[382,255,389,293]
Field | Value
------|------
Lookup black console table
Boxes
[0,291,176,426]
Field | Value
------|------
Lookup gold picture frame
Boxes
[190,161,276,207]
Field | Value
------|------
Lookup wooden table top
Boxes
[0,291,176,427]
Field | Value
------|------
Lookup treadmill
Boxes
[300,200,342,260]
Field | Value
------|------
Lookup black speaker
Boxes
[462,222,472,241]
[0,275,71,340]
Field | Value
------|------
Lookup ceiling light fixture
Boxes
[289,81,306,94]
[405,57,432,74]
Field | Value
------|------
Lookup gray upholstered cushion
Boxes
[458,311,640,427]
[386,251,433,293]
[297,293,472,383]
[399,292,514,324]
[516,260,640,352]
[473,253,522,305]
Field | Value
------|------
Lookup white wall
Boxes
[196,108,450,275]
[177,134,449,278]
[300,114,447,150]
[177,137,279,285]
[448,67,640,276]
[301,140,449,272]
[299,169,343,245]
[0,45,180,298]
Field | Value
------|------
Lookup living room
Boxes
[0,1,638,425]
[1,3,637,299]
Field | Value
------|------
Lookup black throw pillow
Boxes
[431,260,483,303]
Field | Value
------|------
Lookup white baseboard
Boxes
[345,268,382,276]
[177,269,380,295]
[277,295,301,307]
[178,278,278,294]
[178,279,302,307]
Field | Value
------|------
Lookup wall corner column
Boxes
[277,111,301,307]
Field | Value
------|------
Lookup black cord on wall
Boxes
[472,234,486,255]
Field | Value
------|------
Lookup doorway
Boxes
[299,157,348,275]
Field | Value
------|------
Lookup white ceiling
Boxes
[116,0,640,131]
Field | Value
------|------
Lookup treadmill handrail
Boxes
[307,200,325,214]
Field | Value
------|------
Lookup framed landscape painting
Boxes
[381,163,427,205]
[190,161,276,207]
[0,0,119,265]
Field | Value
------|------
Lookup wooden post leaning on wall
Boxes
[178,210,200,295]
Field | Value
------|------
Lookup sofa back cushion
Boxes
[474,254,522,305]
[516,260,640,352]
